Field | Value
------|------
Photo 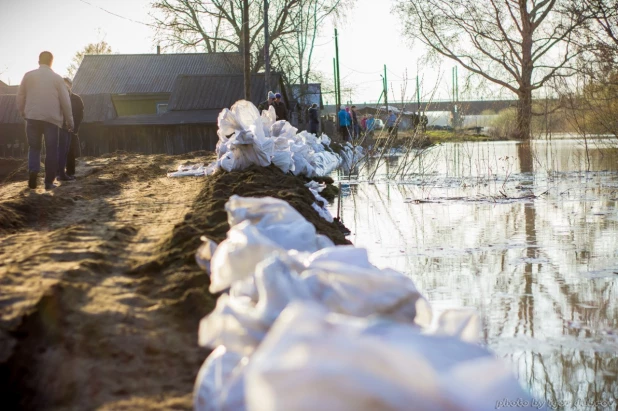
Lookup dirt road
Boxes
[0,152,350,410]
[0,153,216,410]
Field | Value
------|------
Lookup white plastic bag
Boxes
[244,302,537,411]
[209,221,285,293]
[228,130,271,170]
[225,195,330,252]
[271,137,294,174]
[193,346,246,411]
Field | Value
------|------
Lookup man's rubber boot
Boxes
[28,172,37,189]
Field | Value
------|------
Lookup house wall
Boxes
[0,124,27,158]
[112,94,170,116]
[79,124,218,156]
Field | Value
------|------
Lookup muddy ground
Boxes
[0,152,348,411]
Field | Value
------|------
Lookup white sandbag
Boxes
[199,293,269,355]
[195,237,218,274]
[230,100,261,133]
[228,130,271,170]
[218,151,235,172]
[260,106,277,136]
[209,221,285,293]
[225,195,326,253]
[302,253,429,324]
[271,151,294,174]
[271,137,294,174]
[166,163,206,177]
[431,309,481,344]
[290,143,315,177]
[305,181,325,192]
[312,203,334,222]
[244,302,537,411]
[270,120,297,139]
[193,346,246,411]
[217,108,240,138]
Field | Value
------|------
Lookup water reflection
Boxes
[330,139,618,410]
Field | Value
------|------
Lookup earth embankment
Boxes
[0,152,346,410]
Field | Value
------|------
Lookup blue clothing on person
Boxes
[366,117,375,131]
[338,109,351,127]
[386,112,397,127]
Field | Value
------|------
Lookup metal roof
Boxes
[104,109,220,126]
[0,82,19,95]
[81,93,117,123]
[72,53,244,95]
[0,95,24,124]
[167,73,283,111]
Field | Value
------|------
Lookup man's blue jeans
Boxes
[26,119,59,185]
[58,128,71,177]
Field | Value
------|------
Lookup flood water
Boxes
[329,139,618,410]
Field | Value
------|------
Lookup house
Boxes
[0,52,292,156]
[0,94,26,157]
[0,80,19,96]
[72,52,245,116]
[72,52,290,155]
[92,72,286,155]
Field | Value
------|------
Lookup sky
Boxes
[0,0,491,103]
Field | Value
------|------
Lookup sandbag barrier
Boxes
[168,101,362,222]
[192,195,540,411]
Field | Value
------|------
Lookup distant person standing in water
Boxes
[59,78,84,178]
[17,51,74,190]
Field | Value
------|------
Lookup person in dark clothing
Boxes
[351,105,359,139]
[272,92,288,121]
[258,91,276,112]
[17,51,74,190]
[307,103,319,134]
[58,78,84,178]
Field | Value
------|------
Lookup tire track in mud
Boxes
[0,153,213,410]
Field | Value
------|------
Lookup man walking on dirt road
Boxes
[17,51,74,190]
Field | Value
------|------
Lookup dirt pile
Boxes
[0,152,350,410]
[0,158,28,183]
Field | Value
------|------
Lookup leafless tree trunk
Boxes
[396,0,588,140]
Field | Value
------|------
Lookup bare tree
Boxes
[67,41,112,78]
[396,0,588,139]
[550,1,618,139]
[151,0,303,72]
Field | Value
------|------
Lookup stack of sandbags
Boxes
[193,196,540,411]
[211,100,357,178]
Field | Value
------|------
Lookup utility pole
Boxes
[243,0,251,100]
[416,75,420,115]
[383,64,388,114]
[333,58,339,108]
[264,0,270,92]
[455,65,459,103]
[334,28,341,113]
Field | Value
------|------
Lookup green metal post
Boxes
[335,28,341,113]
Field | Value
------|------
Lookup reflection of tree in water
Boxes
[340,141,618,406]
[504,350,618,410]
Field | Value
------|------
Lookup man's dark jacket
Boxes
[273,100,288,121]
[70,93,84,132]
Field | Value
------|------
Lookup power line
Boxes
[341,64,381,75]
[387,68,405,79]
[78,0,157,28]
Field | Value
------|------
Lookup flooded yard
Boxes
[330,138,618,410]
